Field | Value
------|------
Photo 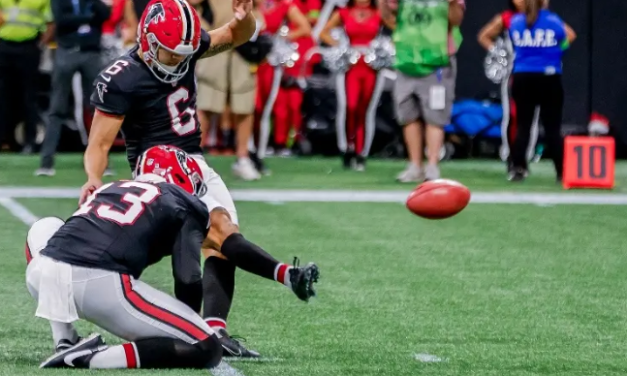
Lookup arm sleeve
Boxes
[90,72,132,115]
[172,216,205,313]
[51,0,94,29]
[193,29,211,60]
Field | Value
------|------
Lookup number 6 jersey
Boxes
[90,30,212,170]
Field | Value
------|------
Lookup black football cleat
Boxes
[55,337,82,353]
[217,328,260,358]
[288,257,320,302]
[40,333,107,369]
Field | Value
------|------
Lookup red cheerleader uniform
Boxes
[102,0,126,36]
[255,0,293,147]
[339,5,380,155]
[272,0,321,148]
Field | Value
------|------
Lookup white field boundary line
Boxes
[0,197,40,226]
[1,187,627,205]
[209,361,247,376]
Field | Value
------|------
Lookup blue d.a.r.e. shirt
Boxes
[509,9,568,75]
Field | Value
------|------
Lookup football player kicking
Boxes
[80,0,316,358]
[26,147,318,369]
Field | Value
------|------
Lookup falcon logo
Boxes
[96,82,108,103]
[145,3,166,26]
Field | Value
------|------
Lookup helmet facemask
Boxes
[143,33,193,84]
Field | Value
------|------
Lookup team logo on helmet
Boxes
[145,3,166,27]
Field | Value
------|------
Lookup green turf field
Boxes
[1,154,627,376]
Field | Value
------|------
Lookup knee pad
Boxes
[26,217,65,259]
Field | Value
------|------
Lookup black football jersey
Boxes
[90,30,212,170]
[41,181,209,282]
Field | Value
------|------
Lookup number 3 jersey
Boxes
[90,30,212,170]
[41,181,209,282]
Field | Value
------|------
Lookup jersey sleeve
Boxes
[193,29,212,60]
[171,216,205,313]
[90,67,133,116]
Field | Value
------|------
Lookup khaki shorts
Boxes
[393,56,457,126]
[196,51,256,115]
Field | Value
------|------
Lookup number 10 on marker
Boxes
[563,136,615,189]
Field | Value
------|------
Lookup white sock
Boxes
[49,321,79,346]
[89,343,139,369]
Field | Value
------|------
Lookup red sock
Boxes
[274,263,293,288]
[205,317,227,331]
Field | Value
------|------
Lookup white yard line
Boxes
[0,197,39,225]
[0,187,626,205]
[414,353,447,363]
[209,361,247,376]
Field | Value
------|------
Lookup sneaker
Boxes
[508,168,527,182]
[103,168,115,177]
[354,155,366,172]
[288,257,320,302]
[277,148,292,158]
[232,158,261,181]
[216,328,260,358]
[424,164,440,181]
[248,152,271,176]
[21,144,34,155]
[34,168,55,177]
[40,333,106,369]
[342,152,356,170]
[396,163,424,183]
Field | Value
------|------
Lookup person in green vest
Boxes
[380,0,464,182]
[0,0,54,153]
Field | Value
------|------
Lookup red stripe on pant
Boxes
[122,343,138,368]
[345,63,376,154]
[25,243,33,265]
[120,275,209,342]
[274,87,303,146]
[508,98,518,148]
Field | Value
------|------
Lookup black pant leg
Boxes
[510,74,539,171]
[40,48,77,168]
[17,45,42,148]
[539,75,565,178]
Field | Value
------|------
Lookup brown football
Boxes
[406,179,471,219]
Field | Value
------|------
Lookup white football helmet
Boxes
[26,217,65,262]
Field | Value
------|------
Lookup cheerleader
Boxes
[319,0,381,171]
[273,0,321,156]
[255,0,311,159]
[477,0,525,171]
